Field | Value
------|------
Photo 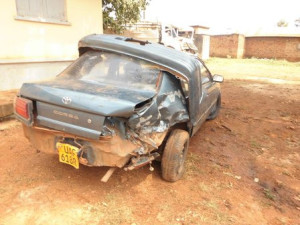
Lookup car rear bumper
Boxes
[22,124,166,168]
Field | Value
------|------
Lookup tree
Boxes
[277,19,288,27]
[102,0,149,33]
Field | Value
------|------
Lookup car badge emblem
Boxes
[62,96,72,104]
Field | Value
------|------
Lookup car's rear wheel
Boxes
[161,129,190,182]
[207,94,221,120]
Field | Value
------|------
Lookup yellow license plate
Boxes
[56,143,80,169]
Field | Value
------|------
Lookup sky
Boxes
[145,0,300,34]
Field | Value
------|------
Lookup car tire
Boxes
[161,129,190,182]
[207,94,221,120]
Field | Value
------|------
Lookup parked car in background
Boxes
[14,34,223,182]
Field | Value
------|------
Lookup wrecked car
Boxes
[162,24,199,54]
[14,34,223,182]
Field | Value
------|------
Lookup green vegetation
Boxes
[250,139,262,149]
[263,188,276,201]
[102,0,149,33]
[185,152,204,178]
[206,57,300,82]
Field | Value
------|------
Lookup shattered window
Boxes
[59,51,160,91]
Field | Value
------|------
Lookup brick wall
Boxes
[210,34,245,58]
[245,37,300,62]
[209,34,300,61]
[107,30,300,62]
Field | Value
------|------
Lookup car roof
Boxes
[78,34,199,82]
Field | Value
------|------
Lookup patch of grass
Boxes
[207,57,300,67]
[263,188,276,201]
[187,152,202,162]
[282,170,293,177]
[279,111,291,117]
[202,200,219,210]
[277,217,289,225]
[250,139,262,149]
[104,193,115,202]
[84,193,135,225]
[185,152,203,177]
[206,57,300,82]
[192,181,233,193]
[213,181,234,190]
[199,214,208,222]
[198,182,211,192]
[0,187,7,195]
[199,200,236,224]
[225,181,234,189]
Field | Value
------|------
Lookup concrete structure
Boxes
[0,90,17,118]
[245,35,300,62]
[0,0,103,91]
[191,25,210,60]
[210,34,245,59]
[190,25,210,35]
[194,34,210,60]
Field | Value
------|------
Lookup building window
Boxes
[15,0,70,25]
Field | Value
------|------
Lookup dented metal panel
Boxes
[128,72,189,134]
[78,34,202,125]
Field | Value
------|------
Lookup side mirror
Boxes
[213,74,224,83]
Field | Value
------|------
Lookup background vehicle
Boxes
[14,34,223,182]
[124,22,199,54]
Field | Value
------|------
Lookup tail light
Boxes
[14,97,33,126]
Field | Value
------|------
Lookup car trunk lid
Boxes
[20,78,156,117]
[19,79,156,139]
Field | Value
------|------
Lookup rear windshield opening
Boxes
[59,51,160,91]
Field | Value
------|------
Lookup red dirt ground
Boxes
[0,74,299,224]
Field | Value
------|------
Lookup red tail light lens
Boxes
[15,97,32,119]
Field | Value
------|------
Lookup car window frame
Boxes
[197,58,213,85]
[58,50,161,92]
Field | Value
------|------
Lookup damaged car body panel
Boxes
[128,73,189,135]
[15,34,223,182]
[77,34,218,131]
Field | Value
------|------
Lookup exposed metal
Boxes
[128,72,189,134]
[124,152,160,171]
